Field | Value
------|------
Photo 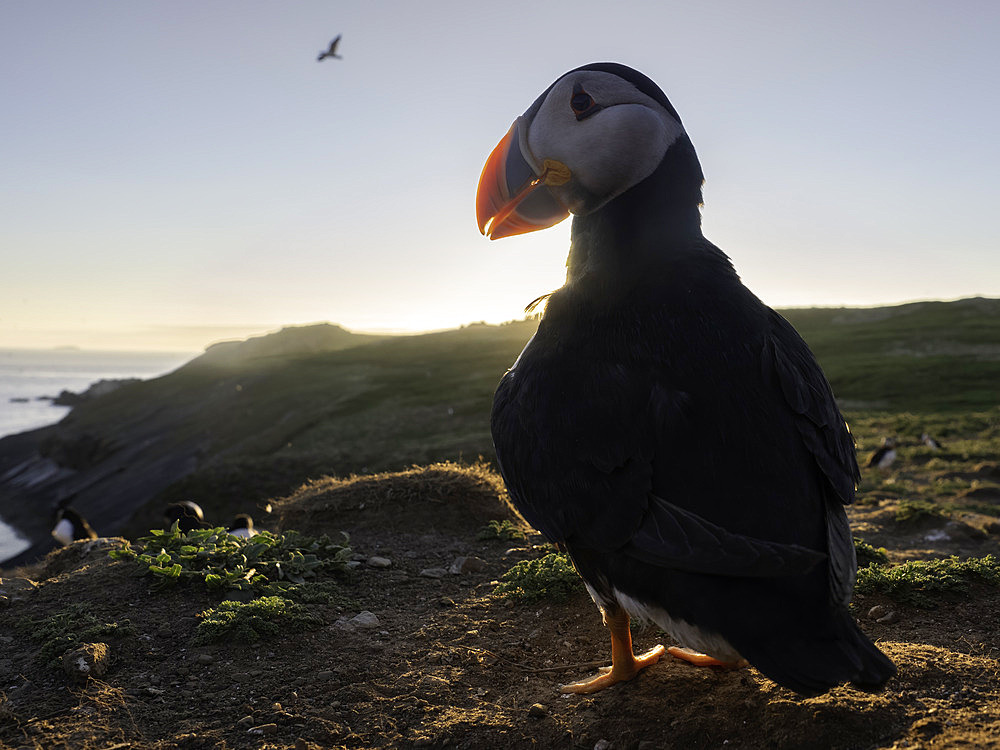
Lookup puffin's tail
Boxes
[737,608,896,697]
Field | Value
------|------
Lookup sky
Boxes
[1,1,998,352]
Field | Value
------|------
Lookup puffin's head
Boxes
[476,63,689,240]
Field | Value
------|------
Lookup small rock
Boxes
[295,739,309,750]
[367,556,392,568]
[62,643,111,683]
[316,670,336,680]
[528,703,548,717]
[876,610,899,624]
[439,597,455,607]
[249,723,278,735]
[419,567,448,579]
[350,611,380,629]
[333,617,355,632]
[450,556,488,575]
[867,605,890,620]
[594,740,612,750]
[0,635,14,644]
[345,560,362,569]
[236,715,255,729]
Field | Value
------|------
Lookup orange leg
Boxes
[667,646,748,669]
[561,608,665,694]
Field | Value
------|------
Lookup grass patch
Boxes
[894,499,950,524]
[26,604,135,668]
[477,519,527,542]
[492,553,582,604]
[855,555,1000,606]
[854,538,889,568]
[109,525,352,591]
[194,596,323,644]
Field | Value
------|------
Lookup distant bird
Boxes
[227,513,258,538]
[164,500,208,532]
[317,35,342,61]
[866,438,898,469]
[51,506,98,546]
[920,433,943,451]
[477,62,895,696]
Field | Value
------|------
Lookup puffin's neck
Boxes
[565,134,706,283]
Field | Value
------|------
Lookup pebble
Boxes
[345,561,362,569]
[594,740,612,750]
[450,556,488,575]
[439,597,455,607]
[316,670,336,680]
[419,567,448,579]
[528,703,548,718]
[249,723,278,735]
[867,605,890,620]
[876,610,899,624]
[295,739,309,750]
[62,643,111,683]
[367,556,392,568]
[236,715,255,729]
[195,653,214,665]
[350,611,380,629]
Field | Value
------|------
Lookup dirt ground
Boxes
[2,461,1000,750]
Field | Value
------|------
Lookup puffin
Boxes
[317,35,342,62]
[51,505,99,546]
[920,433,943,451]
[227,513,258,538]
[476,63,896,696]
[164,500,208,533]
[866,437,898,469]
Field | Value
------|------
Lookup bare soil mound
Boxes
[2,462,1000,750]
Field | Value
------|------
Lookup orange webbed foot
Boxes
[667,646,748,669]
[560,644,665,694]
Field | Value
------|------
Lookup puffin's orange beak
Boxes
[476,119,570,240]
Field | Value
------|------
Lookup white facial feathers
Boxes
[524,71,686,213]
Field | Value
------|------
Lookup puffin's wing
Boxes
[329,35,341,53]
[623,493,827,576]
[762,309,860,604]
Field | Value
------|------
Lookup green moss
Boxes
[855,555,1000,607]
[194,596,323,644]
[27,604,135,667]
[854,538,890,568]
[492,553,582,604]
[477,519,527,542]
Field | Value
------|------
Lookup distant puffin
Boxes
[317,35,342,61]
[164,500,208,532]
[920,433,943,451]
[227,514,258,538]
[51,506,99,546]
[866,438,898,469]
[477,63,895,696]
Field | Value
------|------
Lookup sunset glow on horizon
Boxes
[2,2,998,353]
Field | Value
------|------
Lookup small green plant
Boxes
[27,604,135,667]
[109,525,351,591]
[477,519,527,542]
[194,596,323,644]
[894,498,949,524]
[855,555,1000,606]
[493,552,582,603]
[854,537,890,568]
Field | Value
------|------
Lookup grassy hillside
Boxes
[1,299,997,543]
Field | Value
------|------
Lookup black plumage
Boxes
[317,35,342,62]
[479,63,895,696]
[164,501,208,533]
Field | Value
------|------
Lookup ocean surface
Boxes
[0,348,195,561]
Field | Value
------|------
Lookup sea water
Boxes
[0,348,194,561]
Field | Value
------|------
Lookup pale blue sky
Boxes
[1,1,997,351]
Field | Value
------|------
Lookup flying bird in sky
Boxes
[477,62,896,696]
[317,35,342,61]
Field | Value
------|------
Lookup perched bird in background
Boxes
[317,35,342,61]
[866,438,898,469]
[920,433,943,451]
[227,514,258,538]
[477,62,895,696]
[164,500,208,532]
[51,505,99,546]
